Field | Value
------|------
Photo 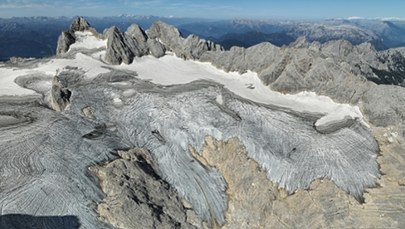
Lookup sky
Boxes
[0,0,405,20]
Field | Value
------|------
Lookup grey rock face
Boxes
[200,39,405,127]
[56,17,93,55]
[147,21,224,60]
[56,31,75,55]
[362,85,405,126]
[90,148,200,229]
[104,23,168,64]
[51,75,71,111]
[147,21,183,46]
[147,38,166,58]
[55,17,222,64]
[69,16,91,33]
[125,24,150,57]
[105,26,135,65]
[103,21,223,64]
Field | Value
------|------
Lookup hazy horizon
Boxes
[0,0,404,20]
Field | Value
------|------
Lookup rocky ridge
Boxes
[198,39,405,127]
[56,17,96,55]
[57,18,224,65]
[57,17,405,127]
[90,148,205,229]
[101,21,223,64]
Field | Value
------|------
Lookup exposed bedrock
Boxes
[56,17,97,55]
[199,40,405,127]
[104,26,135,65]
[0,69,380,228]
[50,68,85,111]
[192,135,405,228]
[147,21,223,60]
[361,85,405,126]
[56,31,76,55]
[68,16,91,33]
[102,20,222,64]
[90,148,204,229]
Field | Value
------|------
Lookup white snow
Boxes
[0,51,366,127]
[116,55,365,126]
[69,31,107,51]
[0,68,36,96]
[34,53,109,78]
[0,53,109,96]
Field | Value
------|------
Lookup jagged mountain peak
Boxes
[126,24,148,41]
[69,16,91,33]
[56,16,223,64]
[147,20,183,40]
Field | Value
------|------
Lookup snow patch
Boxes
[0,53,109,96]
[115,55,365,128]
[0,68,36,96]
[70,31,107,50]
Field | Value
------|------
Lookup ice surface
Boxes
[119,55,365,127]
[0,51,379,227]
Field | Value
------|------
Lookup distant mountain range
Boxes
[1,16,405,60]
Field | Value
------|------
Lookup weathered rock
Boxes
[192,135,405,228]
[56,31,75,55]
[50,75,71,111]
[105,26,134,65]
[147,21,183,47]
[69,16,91,33]
[90,148,200,229]
[147,21,223,60]
[200,38,405,127]
[125,24,150,57]
[361,85,405,126]
[56,17,94,55]
[147,38,166,58]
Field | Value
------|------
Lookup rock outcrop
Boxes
[147,21,223,60]
[191,134,405,228]
[103,21,223,64]
[56,31,75,55]
[198,39,405,127]
[104,26,135,65]
[68,16,91,33]
[56,17,94,55]
[50,74,71,111]
[90,148,204,229]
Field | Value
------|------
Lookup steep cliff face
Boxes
[56,17,98,55]
[104,26,135,65]
[103,21,223,64]
[56,31,75,55]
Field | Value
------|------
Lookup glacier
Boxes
[0,66,379,228]
[0,19,381,228]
